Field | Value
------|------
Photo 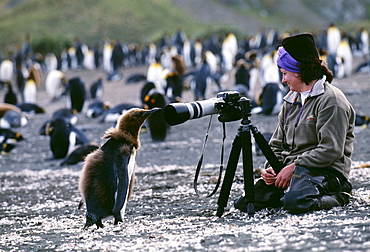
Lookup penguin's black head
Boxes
[15,132,24,142]
[1,142,15,155]
[46,117,71,136]
[116,108,161,134]
[144,92,167,109]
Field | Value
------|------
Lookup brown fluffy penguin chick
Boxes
[78,107,160,229]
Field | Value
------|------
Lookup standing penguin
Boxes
[327,23,341,56]
[44,53,59,72]
[143,92,169,141]
[336,34,353,78]
[89,77,104,100]
[0,58,14,82]
[146,58,166,94]
[78,107,160,229]
[45,70,67,102]
[66,77,86,113]
[190,59,212,100]
[221,32,238,71]
[3,81,18,105]
[22,78,37,104]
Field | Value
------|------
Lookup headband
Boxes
[276,46,300,73]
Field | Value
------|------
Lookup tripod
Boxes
[216,97,283,217]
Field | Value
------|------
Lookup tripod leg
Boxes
[216,135,241,217]
[251,126,283,174]
[240,129,255,216]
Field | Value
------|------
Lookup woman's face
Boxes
[280,68,306,92]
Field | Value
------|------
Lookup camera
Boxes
[164,91,248,126]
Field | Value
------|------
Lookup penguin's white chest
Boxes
[120,148,136,218]
[127,148,136,180]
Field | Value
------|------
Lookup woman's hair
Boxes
[299,55,333,84]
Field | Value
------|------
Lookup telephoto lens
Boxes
[163,98,221,126]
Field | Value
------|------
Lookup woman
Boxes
[235,33,355,214]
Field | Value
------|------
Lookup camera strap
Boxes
[194,116,226,198]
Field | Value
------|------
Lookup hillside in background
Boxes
[0,0,369,56]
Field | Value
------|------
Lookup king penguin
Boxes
[3,81,18,105]
[46,117,90,159]
[22,78,37,104]
[66,77,86,113]
[78,107,160,229]
[0,103,27,128]
[45,69,67,102]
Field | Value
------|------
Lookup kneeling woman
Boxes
[235,33,355,214]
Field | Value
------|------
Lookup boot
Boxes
[315,192,350,210]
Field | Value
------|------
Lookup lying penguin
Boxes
[46,117,90,159]
[78,107,160,229]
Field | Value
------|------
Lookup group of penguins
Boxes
[1,24,370,229]
[0,68,166,229]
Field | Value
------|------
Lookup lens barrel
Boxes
[164,98,220,126]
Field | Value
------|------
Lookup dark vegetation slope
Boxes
[0,0,369,56]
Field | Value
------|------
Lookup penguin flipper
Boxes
[112,154,130,224]
[72,126,90,144]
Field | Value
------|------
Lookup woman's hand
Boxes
[261,163,295,190]
[275,163,295,190]
[261,167,277,185]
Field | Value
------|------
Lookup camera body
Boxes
[164,91,249,126]
[215,91,248,122]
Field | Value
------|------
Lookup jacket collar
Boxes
[284,75,326,103]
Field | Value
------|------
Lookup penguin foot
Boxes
[84,212,103,229]
[114,218,123,225]
[96,219,104,229]
[83,219,104,229]
[113,212,122,225]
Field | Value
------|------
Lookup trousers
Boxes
[234,165,352,214]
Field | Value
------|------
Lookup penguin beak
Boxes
[144,107,161,116]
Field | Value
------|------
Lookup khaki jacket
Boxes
[268,76,356,179]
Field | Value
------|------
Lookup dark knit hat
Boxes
[282,33,319,63]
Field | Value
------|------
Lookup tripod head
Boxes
[216,94,251,123]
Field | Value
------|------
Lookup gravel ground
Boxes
[1,64,370,251]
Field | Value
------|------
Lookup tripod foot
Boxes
[216,207,224,218]
[247,203,255,217]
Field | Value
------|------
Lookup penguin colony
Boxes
[0,25,369,228]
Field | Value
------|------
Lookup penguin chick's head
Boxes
[116,107,161,136]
